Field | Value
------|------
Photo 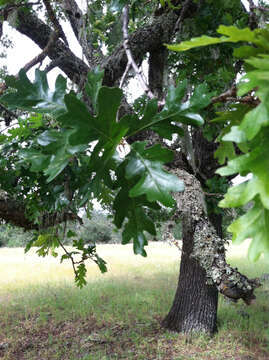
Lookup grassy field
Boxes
[0,241,268,360]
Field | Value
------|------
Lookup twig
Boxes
[174,0,192,33]
[43,0,68,46]
[122,5,154,99]
[210,85,260,106]
[57,236,78,276]
[203,192,223,198]
[119,61,131,89]
[247,0,258,30]
[20,31,58,74]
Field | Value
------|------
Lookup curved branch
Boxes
[61,0,98,66]
[122,5,154,99]
[9,3,199,88]
[102,10,179,86]
[12,8,90,84]
[43,0,68,45]
[0,196,81,230]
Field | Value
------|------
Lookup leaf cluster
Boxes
[168,25,269,261]
[0,66,211,284]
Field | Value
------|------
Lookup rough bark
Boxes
[172,169,260,304]
[62,0,100,66]
[6,5,196,87]
[9,9,90,84]
[162,168,260,334]
[162,213,218,334]
[0,194,80,230]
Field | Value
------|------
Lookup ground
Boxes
[0,241,268,359]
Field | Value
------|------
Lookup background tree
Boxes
[0,0,268,335]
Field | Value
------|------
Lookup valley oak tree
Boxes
[0,0,268,334]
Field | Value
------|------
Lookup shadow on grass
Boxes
[0,267,269,359]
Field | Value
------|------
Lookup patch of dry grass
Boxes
[0,241,268,359]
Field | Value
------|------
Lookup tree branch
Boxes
[9,3,198,89]
[61,0,98,66]
[21,31,58,74]
[11,8,90,85]
[43,0,68,45]
[174,0,193,33]
[102,10,179,87]
[122,5,154,99]
[0,195,81,230]
[211,85,260,106]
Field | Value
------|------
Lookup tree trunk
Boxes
[162,168,260,334]
[162,214,218,334]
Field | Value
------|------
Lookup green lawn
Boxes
[0,242,268,359]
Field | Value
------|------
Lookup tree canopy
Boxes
[0,0,268,300]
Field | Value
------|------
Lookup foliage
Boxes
[0,224,32,247]
[167,24,269,261]
[0,66,211,284]
[70,211,122,244]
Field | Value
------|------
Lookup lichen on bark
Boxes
[171,168,260,305]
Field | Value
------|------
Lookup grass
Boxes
[0,241,268,359]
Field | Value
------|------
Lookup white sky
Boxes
[0,18,83,86]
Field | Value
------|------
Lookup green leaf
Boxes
[240,102,269,140]
[233,45,261,59]
[166,26,260,53]
[228,199,269,261]
[112,160,162,255]
[245,54,269,70]
[19,149,50,172]
[67,230,76,238]
[218,128,269,209]
[50,83,128,182]
[36,129,87,182]
[214,141,236,165]
[150,122,184,139]
[189,83,214,109]
[125,82,209,140]
[122,206,156,256]
[222,126,248,143]
[1,70,66,117]
[85,67,104,113]
[59,86,127,146]
[75,263,87,288]
[166,35,227,52]
[219,180,255,208]
[95,254,107,273]
[217,25,257,43]
[123,98,159,137]
[125,142,184,207]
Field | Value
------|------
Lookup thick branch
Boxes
[43,0,68,45]
[21,31,58,74]
[61,0,97,66]
[102,10,179,87]
[0,196,80,230]
[12,8,90,85]
[9,3,198,88]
